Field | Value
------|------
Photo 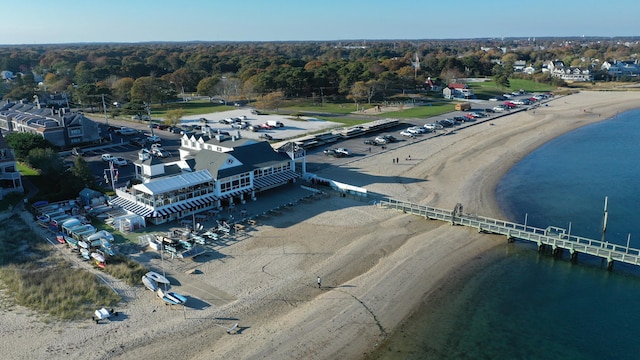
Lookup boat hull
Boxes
[142,275,158,291]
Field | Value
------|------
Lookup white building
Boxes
[109,132,305,224]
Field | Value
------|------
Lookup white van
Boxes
[266,120,284,128]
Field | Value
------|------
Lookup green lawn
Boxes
[470,79,556,99]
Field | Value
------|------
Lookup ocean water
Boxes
[371,108,640,360]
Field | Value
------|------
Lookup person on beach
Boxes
[317,276,322,288]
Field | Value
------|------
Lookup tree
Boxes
[492,64,511,89]
[347,81,370,109]
[4,132,53,161]
[27,147,64,177]
[71,157,96,188]
[164,109,185,127]
[111,77,134,103]
[130,76,174,104]
[196,76,220,100]
[256,91,284,111]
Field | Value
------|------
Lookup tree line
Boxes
[1,37,638,109]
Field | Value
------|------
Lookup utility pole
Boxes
[101,94,109,125]
[145,102,155,136]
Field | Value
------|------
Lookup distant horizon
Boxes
[1,35,639,47]
[2,0,638,45]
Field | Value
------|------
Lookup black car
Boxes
[259,133,273,140]
[130,137,147,147]
[484,108,495,113]
[364,139,377,146]
[383,135,398,143]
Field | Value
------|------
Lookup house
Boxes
[425,77,442,92]
[110,132,306,225]
[601,60,640,78]
[0,132,23,199]
[513,60,527,72]
[0,100,102,147]
[443,83,475,99]
[543,60,593,82]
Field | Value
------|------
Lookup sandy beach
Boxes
[2,90,640,360]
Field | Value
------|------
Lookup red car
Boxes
[259,123,273,129]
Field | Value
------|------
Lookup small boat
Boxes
[65,236,79,250]
[80,248,91,260]
[157,289,187,305]
[145,271,170,285]
[56,233,66,244]
[91,252,106,268]
[142,275,158,291]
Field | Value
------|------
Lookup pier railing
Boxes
[379,198,640,268]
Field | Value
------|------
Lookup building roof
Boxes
[133,169,213,195]
[192,141,290,179]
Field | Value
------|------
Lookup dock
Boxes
[379,199,640,270]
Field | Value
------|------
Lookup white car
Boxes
[101,154,115,162]
[115,127,138,136]
[493,106,506,112]
[112,157,128,166]
[400,130,415,137]
[374,136,388,144]
[335,148,351,156]
[146,135,161,144]
[151,146,169,158]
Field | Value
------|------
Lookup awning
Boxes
[253,171,300,190]
[109,197,154,217]
[219,189,251,200]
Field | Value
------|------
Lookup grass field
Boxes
[470,79,556,99]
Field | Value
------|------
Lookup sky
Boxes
[1,0,638,45]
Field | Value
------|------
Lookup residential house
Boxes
[0,100,102,147]
[443,83,475,99]
[425,77,442,92]
[111,132,305,225]
[513,60,527,73]
[601,60,640,78]
[0,132,23,199]
[543,60,593,82]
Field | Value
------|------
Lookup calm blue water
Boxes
[371,109,640,360]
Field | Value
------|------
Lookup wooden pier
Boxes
[379,199,640,269]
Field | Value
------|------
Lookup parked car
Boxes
[138,148,151,161]
[101,154,115,162]
[484,108,495,113]
[493,106,506,112]
[266,120,284,128]
[259,123,273,130]
[374,136,388,145]
[130,137,147,147]
[364,139,378,146]
[335,148,351,156]
[400,130,415,137]
[323,149,343,157]
[150,146,169,158]
[259,133,273,140]
[230,122,249,129]
[146,135,162,144]
[71,147,84,156]
[112,157,128,166]
[383,135,398,143]
[114,127,138,136]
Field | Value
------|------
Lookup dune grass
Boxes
[0,214,122,320]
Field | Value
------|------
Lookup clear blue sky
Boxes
[1,0,638,45]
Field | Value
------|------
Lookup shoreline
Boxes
[2,91,640,359]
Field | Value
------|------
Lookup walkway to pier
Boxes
[379,198,640,269]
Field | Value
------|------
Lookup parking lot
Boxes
[76,94,548,188]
